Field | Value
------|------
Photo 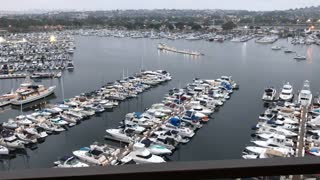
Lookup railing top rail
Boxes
[1,157,320,180]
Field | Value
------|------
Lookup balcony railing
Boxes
[1,157,320,179]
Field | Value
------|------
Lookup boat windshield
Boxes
[66,157,78,165]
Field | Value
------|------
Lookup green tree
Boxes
[222,21,237,30]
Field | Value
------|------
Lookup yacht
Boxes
[271,46,282,50]
[279,82,294,101]
[294,55,306,60]
[120,120,146,134]
[256,124,297,137]
[140,139,172,155]
[284,49,295,53]
[298,80,312,106]
[66,61,75,69]
[105,129,134,143]
[245,146,292,158]
[0,146,9,155]
[161,123,195,138]
[54,156,89,168]
[262,88,277,101]
[252,134,294,148]
[0,137,25,150]
[123,143,165,164]
[11,77,56,105]
[73,147,107,166]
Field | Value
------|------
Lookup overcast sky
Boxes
[1,0,320,11]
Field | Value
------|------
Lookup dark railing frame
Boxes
[1,157,320,180]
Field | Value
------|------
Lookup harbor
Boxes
[0,35,320,170]
[0,32,75,79]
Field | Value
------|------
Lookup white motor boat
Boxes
[2,119,18,129]
[105,129,134,143]
[242,154,258,159]
[140,139,172,155]
[191,105,213,115]
[245,146,293,157]
[0,138,25,150]
[147,137,176,151]
[54,156,89,168]
[121,120,146,134]
[262,88,276,101]
[154,130,189,144]
[294,55,306,60]
[15,116,33,126]
[279,82,294,101]
[15,133,38,144]
[37,122,65,133]
[161,124,195,138]
[0,146,9,155]
[24,127,48,140]
[298,80,312,107]
[256,124,297,137]
[252,134,294,148]
[99,100,113,109]
[73,147,107,166]
[271,46,282,50]
[124,143,165,164]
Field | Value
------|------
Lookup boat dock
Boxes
[0,72,62,80]
[296,106,308,157]
[0,70,172,162]
[244,80,320,179]
[56,76,238,166]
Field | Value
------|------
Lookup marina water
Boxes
[0,36,320,170]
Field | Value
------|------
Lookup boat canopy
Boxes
[133,112,142,118]
[169,117,181,127]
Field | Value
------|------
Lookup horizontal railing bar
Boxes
[1,157,320,179]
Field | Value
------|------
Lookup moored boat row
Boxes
[244,80,315,159]
[54,76,239,167]
[0,70,171,157]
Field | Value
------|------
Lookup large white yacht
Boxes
[11,77,56,105]
[298,80,312,106]
[279,82,294,101]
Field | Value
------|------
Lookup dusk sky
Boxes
[1,0,320,11]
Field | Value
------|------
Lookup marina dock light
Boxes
[50,35,56,42]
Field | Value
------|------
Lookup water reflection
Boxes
[306,46,313,64]
[241,42,247,63]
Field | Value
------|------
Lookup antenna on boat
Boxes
[140,38,146,72]
[60,75,65,101]
[126,68,129,79]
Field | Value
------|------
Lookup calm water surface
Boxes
[0,36,319,170]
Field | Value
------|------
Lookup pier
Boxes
[296,106,308,157]
[61,77,238,167]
